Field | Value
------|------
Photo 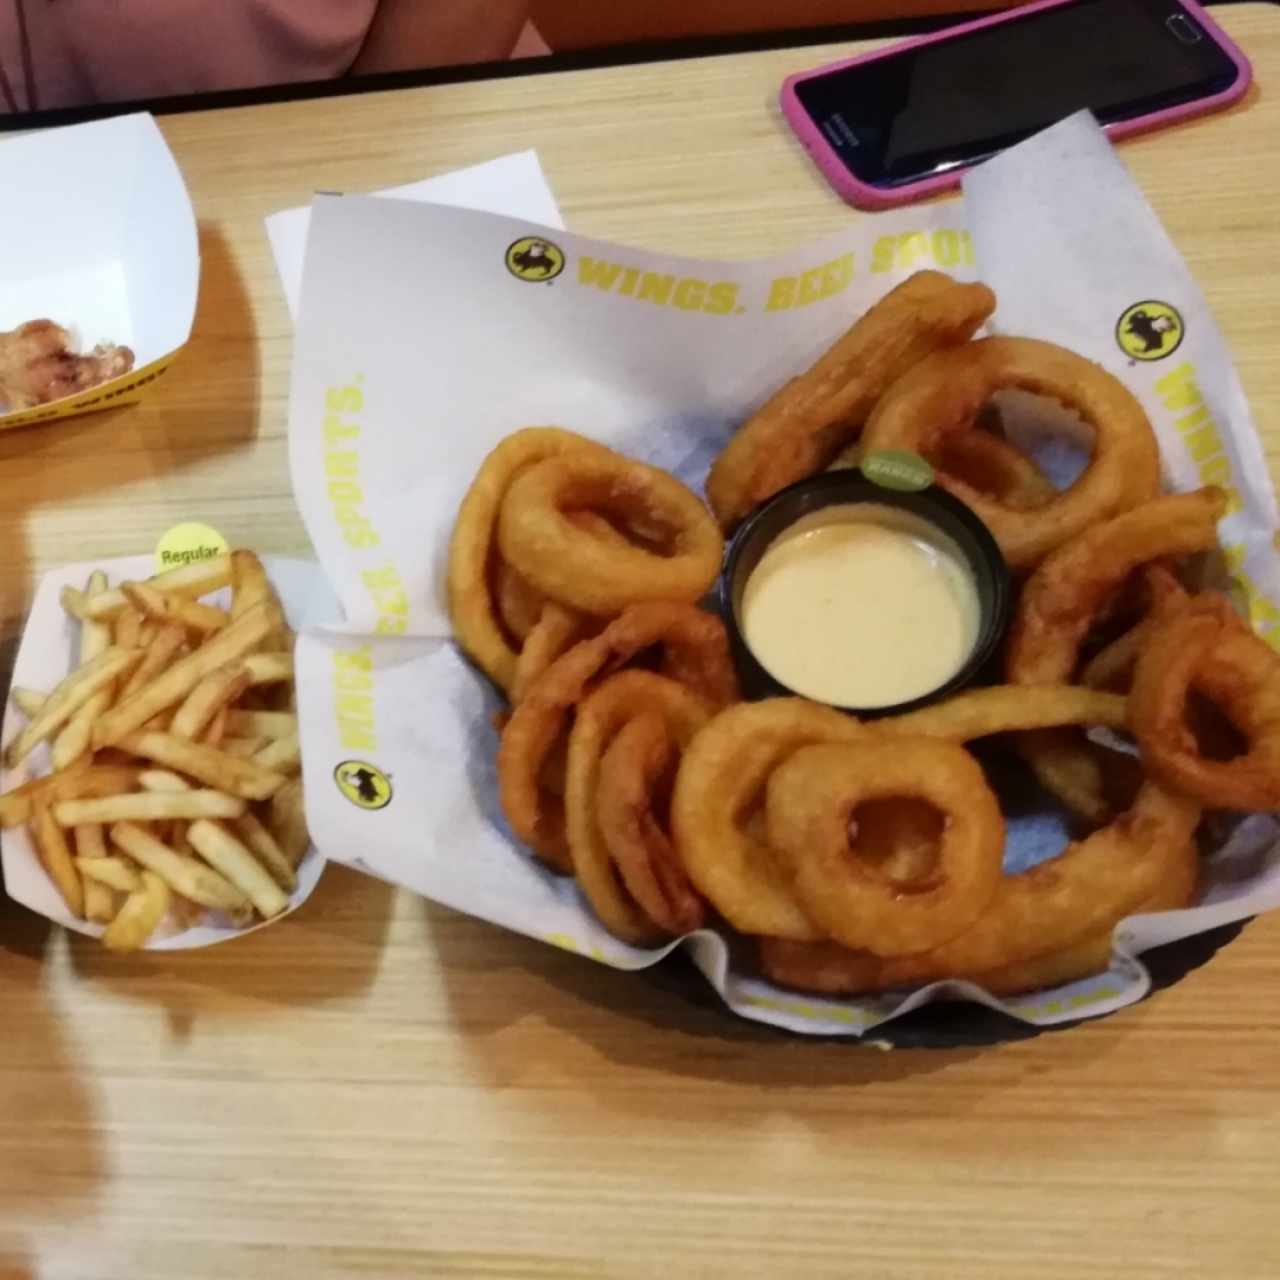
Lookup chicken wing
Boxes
[0,319,135,413]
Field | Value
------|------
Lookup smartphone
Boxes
[780,0,1251,210]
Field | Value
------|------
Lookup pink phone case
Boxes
[780,0,1253,211]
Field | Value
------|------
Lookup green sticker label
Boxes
[860,449,934,493]
[155,522,230,574]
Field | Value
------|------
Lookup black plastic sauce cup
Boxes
[721,470,1011,716]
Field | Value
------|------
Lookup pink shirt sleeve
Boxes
[2,0,381,112]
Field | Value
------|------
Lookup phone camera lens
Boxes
[1165,14,1202,45]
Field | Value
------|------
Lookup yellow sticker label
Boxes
[155,522,230,574]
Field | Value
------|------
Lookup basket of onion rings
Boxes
[282,114,1280,1043]
[442,254,1280,1041]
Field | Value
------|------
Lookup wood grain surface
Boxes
[1,6,1278,1278]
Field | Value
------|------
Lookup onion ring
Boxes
[498,454,723,614]
[597,714,706,937]
[1131,595,1280,810]
[499,603,737,868]
[765,739,1004,955]
[938,429,1056,512]
[567,672,712,942]
[884,685,1129,740]
[1009,490,1225,681]
[886,686,1128,826]
[757,776,1200,992]
[510,603,594,704]
[862,337,1163,568]
[494,512,630,647]
[493,559,548,646]
[448,427,613,691]
[1080,565,1189,692]
[671,699,862,940]
[1008,489,1226,820]
[705,271,995,531]
[972,837,1199,995]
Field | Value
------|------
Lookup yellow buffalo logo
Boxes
[506,236,565,282]
[1117,300,1184,361]
[334,760,392,811]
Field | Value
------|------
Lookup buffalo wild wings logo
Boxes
[505,236,565,282]
[334,760,393,810]
[1116,300,1185,362]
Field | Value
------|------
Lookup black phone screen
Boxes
[794,0,1240,189]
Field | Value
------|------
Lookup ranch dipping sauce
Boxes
[740,503,981,709]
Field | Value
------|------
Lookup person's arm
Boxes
[351,0,531,73]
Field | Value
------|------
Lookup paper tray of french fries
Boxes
[281,111,1280,1038]
[0,552,335,950]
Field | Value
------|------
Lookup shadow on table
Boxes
[66,864,393,1025]
[424,900,1058,1092]
[0,223,259,654]
[0,888,105,1239]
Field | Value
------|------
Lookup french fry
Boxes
[115,607,143,649]
[262,625,296,656]
[83,554,234,623]
[119,623,187,701]
[83,878,117,923]
[75,854,144,894]
[230,550,275,618]
[74,820,117,921]
[229,812,296,892]
[74,820,109,860]
[5,646,144,769]
[115,731,286,801]
[51,573,121,771]
[243,653,294,686]
[122,581,230,636]
[55,790,246,826]
[92,600,282,748]
[203,705,229,746]
[137,769,193,793]
[61,584,92,620]
[187,819,289,918]
[110,821,251,914]
[103,870,171,952]
[81,571,112,649]
[33,804,83,917]
[137,620,159,647]
[225,710,297,740]
[252,732,301,776]
[52,705,103,772]
[0,764,140,829]
[170,663,251,740]
[10,687,47,718]
[62,577,108,633]
[267,777,310,869]
[222,737,269,759]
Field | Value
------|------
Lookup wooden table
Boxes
[2,6,1278,1277]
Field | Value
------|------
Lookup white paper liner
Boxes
[0,555,340,949]
[284,113,1280,1035]
[266,150,563,321]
